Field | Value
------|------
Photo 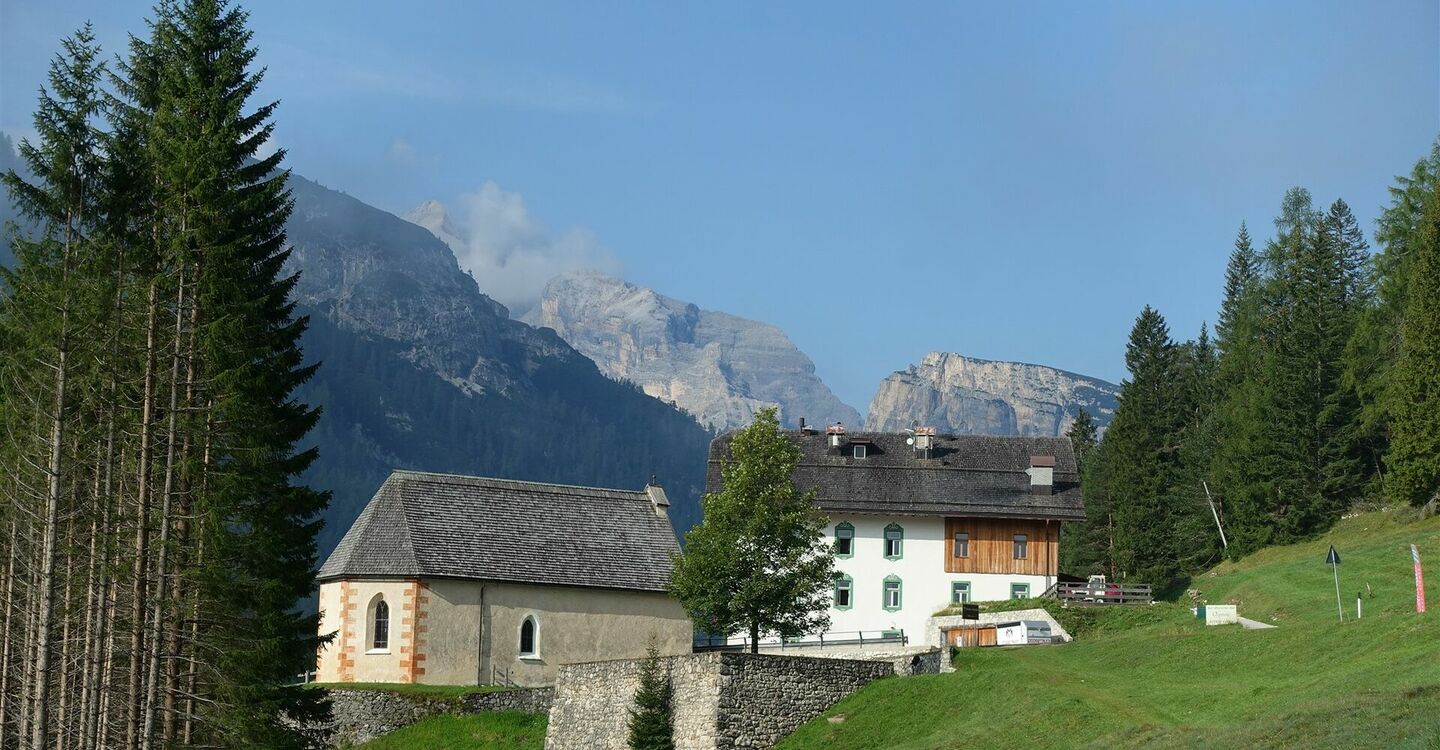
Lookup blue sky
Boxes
[3,1,1437,414]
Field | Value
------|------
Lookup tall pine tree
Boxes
[1102,307,1190,586]
[1386,166,1440,507]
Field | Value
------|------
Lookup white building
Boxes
[705,427,1084,647]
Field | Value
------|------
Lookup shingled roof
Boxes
[705,431,1084,521]
[318,471,680,592]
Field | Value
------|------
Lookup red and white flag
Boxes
[1414,544,1426,614]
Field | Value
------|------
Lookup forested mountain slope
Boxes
[283,175,714,558]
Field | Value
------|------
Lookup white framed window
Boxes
[368,595,390,652]
[882,576,903,611]
[853,444,868,459]
[834,575,853,610]
[953,531,969,558]
[884,523,904,559]
[1013,534,1029,560]
[519,615,539,658]
[834,522,855,557]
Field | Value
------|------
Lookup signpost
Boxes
[1414,544,1426,614]
[1326,545,1342,623]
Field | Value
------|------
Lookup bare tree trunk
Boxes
[55,520,77,750]
[76,465,104,748]
[126,280,160,750]
[0,519,19,749]
[162,275,199,745]
[181,409,212,746]
[28,306,71,750]
[141,267,186,750]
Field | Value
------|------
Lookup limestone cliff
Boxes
[527,271,860,432]
[865,352,1118,436]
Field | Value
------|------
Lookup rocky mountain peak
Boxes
[529,270,860,432]
[865,352,1118,437]
[404,199,465,254]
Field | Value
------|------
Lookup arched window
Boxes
[882,575,903,612]
[370,597,390,651]
[833,574,854,610]
[519,615,538,657]
[834,522,855,558]
[883,523,904,560]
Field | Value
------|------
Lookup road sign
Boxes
[1327,546,1343,622]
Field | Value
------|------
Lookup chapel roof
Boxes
[318,471,680,591]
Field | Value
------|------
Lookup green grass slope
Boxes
[352,712,546,750]
[780,509,1440,750]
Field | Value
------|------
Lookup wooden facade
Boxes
[948,625,998,648]
[943,517,1059,576]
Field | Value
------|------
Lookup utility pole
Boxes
[1202,481,1227,550]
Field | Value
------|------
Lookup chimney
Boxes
[646,479,670,518]
[1026,455,1055,495]
[913,426,937,458]
[826,423,847,449]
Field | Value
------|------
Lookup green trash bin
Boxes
[1196,604,1206,620]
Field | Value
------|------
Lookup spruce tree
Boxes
[1349,141,1440,495]
[1386,172,1440,507]
[1226,188,1368,550]
[1101,307,1186,586]
[669,407,834,652]
[140,1,330,744]
[1208,225,1267,557]
[0,25,106,750]
[1066,408,1098,466]
[627,642,675,750]
[1059,408,1113,577]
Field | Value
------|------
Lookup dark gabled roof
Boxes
[705,432,1084,521]
[318,471,680,592]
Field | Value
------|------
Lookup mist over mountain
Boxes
[0,132,29,267]
[525,270,861,432]
[866,351,1118,437]
[283,176,714,557]
[404,189,619,318]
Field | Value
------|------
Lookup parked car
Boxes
[1083,575,1123,603]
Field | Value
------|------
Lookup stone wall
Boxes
[713,654,895,749]
[321,687,552,747]
[545,652,892,750]
[758,645,944,676]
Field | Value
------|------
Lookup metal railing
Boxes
[1046,582,1153,606]
[693,629,907,652]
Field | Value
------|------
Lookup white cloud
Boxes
[387,138,417,164]
[423,182,620,315]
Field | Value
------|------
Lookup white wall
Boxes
[826,514,1051,643]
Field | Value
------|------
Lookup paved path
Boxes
[1238,616,1277,630]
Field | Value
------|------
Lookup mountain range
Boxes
[407,201,859,432]
[282,178,714,558]
[0,135,1120,564]
[865,352,1119,436]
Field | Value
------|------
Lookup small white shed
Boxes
[994,620,1054,646]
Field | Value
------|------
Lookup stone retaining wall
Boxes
[545,652,893,750]
[322,687,553,747]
